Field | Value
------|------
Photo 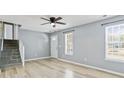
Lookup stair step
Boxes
[4,46,18,48]
[4,42,17,44]
[5,46,17,48]
[3,48,19,52]
[1,52,19,55]
[2,54,20,58]
[9,60,21,63]
[4,45,18,47]
[0,63,22,68]
[2,51,19,53]
[1,55,20,58]
[0,39,21,68]
[1,53,19,56]
[11,57,20,59]
[1,51,19,53]
[0,59,20,63]
[4,40,17,41]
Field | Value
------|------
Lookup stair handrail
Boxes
[19,40,25,66]
[0,20,4,51]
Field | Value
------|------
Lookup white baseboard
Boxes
[25,56,51,61]
[57,58,124,77]
[50,56,58,58]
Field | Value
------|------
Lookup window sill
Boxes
[105,58,124,63]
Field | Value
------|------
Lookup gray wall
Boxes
[54,16,124,73]
[19,29,50,60]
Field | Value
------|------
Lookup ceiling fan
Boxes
[40,17,66,27]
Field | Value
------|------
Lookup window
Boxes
[64,31,73,55]
[105,24,124,62]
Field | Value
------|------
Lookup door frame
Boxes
[51,35,58,58]
[3,22,14,40]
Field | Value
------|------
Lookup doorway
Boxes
[51,35,58,58]
[4,23,14,40]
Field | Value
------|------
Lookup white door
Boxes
[51,35,58,58]
[4,24,13,40]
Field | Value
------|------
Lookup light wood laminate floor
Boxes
[0,58,123,78]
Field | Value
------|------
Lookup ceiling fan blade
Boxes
[41,22,50,25]
[55,17,62,21]
[56,22,66,25]
[41,17,50,21]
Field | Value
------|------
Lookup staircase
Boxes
[0,39,22,68]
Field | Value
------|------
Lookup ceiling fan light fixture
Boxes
[41,17,66,27]
[51,23,56,27]
[51,23,55,26]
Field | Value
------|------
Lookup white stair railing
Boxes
[0,20,4,51]
[19,40,25,66]
[1,38,3,51]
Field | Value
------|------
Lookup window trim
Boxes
[105,24,124,63]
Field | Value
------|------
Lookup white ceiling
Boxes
[0,15,115,32]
